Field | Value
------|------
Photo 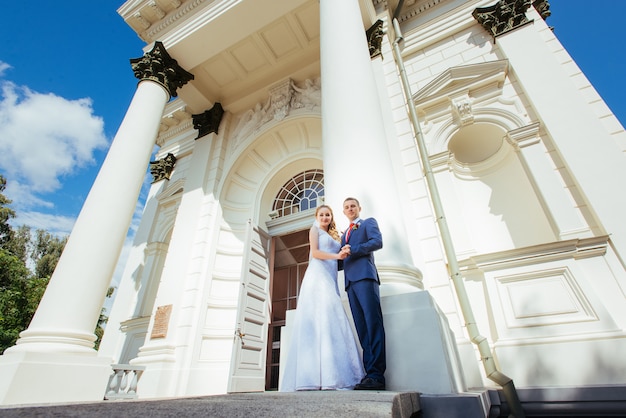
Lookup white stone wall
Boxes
[383,3,626,388]
[102,0,626,399]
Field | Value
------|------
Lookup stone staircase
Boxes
[1,387,625,417]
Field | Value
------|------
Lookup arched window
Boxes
[272,169,324,218]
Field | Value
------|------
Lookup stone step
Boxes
[0,391,421,418]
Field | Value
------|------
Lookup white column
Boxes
[0,41,193,405]
[11,80,168,354]
[320,0,421,292]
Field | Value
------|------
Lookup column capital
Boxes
[130,41,194,98]
[472,0,532,39]
[532,0,551,21]
[366,20,384,59]
[149,153,177,183]
[192,102,225,139]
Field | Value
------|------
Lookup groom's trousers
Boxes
[346,278,386,383]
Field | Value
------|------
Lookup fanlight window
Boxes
[272,169,324,218]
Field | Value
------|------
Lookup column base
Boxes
[0,351,112,405]
[378,263,423,296]
[382,291,466,394]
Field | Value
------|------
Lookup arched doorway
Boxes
[219,116,324,392]
[264,169,325,389]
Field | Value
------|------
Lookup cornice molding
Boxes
[459,236,609,272]
[144,0,207,42]
[119,0,213,43]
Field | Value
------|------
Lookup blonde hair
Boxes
[315,205,340,242]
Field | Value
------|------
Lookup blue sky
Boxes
[0,2,145,236]
[0,1,624,284]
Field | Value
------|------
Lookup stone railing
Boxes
[104,364,146,400]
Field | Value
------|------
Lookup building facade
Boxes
[1,0,625,407]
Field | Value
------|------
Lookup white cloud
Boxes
[0,69,154,318]
[0,61,11,76]
[11,210,76,238]
[0,80,109,204]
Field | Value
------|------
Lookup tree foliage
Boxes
[0,249,33,350]
[0,174,112,354]
[32,229,67,280]
[0,176,15,247]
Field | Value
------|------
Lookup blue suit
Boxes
[342,217,386,384]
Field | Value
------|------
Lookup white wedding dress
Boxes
[280,223,364,391]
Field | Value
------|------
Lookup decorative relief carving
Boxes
[130,41,194,98]
[451,96,474,126]
[149,153,177,183]
[472,0,532,39]
[291,78,321,110]
[231,78,321,147]
[234,102,269,143]
[192,102,225,139]
[366,20,384,59]
[267,79,294,122]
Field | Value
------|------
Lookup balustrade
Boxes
[104,364,145,400]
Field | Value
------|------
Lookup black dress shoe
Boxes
[354,377,385,390]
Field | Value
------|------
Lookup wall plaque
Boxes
[151,304,173,339]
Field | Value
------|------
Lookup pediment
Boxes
[412,60,509,108]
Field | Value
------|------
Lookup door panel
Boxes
[228,221,271,393]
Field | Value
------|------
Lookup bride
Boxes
[280,205,364,391]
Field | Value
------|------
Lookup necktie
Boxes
[346,223,355,242]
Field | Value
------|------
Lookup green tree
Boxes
[31,229,67,280]
[4,225,31,263]
[0,249,33,352]
[0,175,114,354]
[0,175,16,247]
[94,286,115,350]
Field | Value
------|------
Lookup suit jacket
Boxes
[341,217,383,290]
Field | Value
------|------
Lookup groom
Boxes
[341,197,386,390]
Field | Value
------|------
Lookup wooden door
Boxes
[228,221,272,392]
[265,228,310,390]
